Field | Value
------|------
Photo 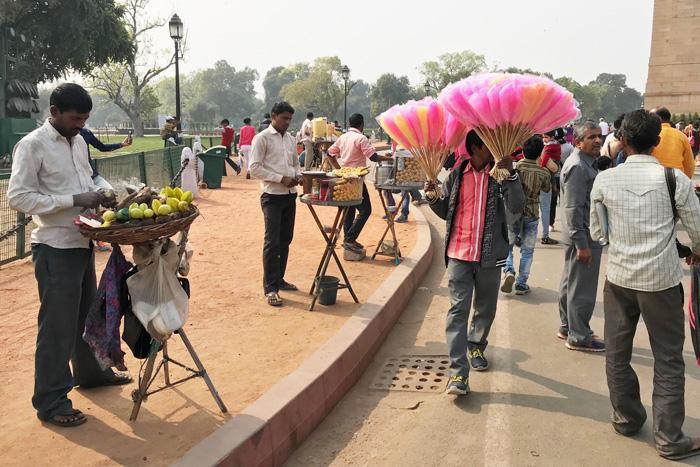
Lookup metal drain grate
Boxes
[371,356,450,393]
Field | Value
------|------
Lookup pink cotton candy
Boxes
[442,112,469,150]
[376,99,447,151]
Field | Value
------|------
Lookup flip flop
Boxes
[279,281,298,291]
[78,371,132,389]
[662,447,700,461]
[38,409,87,428]
[266,292,283,307]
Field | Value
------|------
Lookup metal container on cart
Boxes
[198,146,228,189]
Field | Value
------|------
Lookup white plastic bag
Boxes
[127,239,189,340]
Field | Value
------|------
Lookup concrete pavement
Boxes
[287,206,700,466]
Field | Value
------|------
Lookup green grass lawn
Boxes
[91,136,166,157]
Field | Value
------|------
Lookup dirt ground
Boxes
[0,173,417,466]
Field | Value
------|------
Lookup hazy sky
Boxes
[146,0,654,93]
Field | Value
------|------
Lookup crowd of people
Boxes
[7,80,700,460]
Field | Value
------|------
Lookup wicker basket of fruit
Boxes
[78,186,199,245]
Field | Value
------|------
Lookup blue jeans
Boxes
[504,217,539,286]
[384,190,422,218]
[539,190,551,238]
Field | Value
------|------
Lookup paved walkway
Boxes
[287,206,700,466]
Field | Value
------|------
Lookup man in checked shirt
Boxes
[591,109,700,461]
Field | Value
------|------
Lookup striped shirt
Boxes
[447,163,489,262]
[590,155,700,292]
[517,159,551,219]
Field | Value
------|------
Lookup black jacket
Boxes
[430,160,525,268]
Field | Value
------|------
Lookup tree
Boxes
[281,57,348,120]
[89,0,177,136]
[369,73,412,117]
[261,64,309,113]
[420,50,487,91]
[339,80,371,124]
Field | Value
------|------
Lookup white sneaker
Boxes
[501,272,515,293]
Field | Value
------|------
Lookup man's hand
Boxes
[121,135,133,147]
[496,155,515,174]
[424,180,437,194]
[73,192,107,209]
[686,253,700,266]
[576,248,593,265]
[281,176,298,188]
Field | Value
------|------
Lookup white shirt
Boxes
[249,125,301,195]
[300,118,313,143]
[8,120,98,249]
[590,155,700,291]
[599,121,609,136]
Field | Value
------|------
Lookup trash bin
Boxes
[198,146,228,189]
[316,276,340,306]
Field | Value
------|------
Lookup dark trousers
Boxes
[446,259,501,378]
[549,177,559,226]
[558,244,602,344]
[31,244,113,419]
[343,183,371,243]
[604,280,692,456]
[224,145,240,175]
[261,193,296,294]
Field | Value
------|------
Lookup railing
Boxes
[0,173,33,266]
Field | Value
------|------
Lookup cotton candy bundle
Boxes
[439,73,580,181]
[377,98,467,197]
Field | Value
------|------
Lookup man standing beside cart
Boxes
[249,102,302,307]
[326,113,393,253]
[8,83,131,428]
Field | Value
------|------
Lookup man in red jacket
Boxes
[221,119,241,176]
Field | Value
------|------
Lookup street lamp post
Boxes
[341,65,350,130]
[169,14,184,131]
[424,80,432,97]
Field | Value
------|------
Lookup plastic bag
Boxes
[127,239,189,340]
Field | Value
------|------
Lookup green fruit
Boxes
[143,208,155,218]
[129,202,139,210]
[166,197,180,212]
[173,187,183,200]
[102,210,116,222]
[116,208,130,222]
[178,201,190,212]
[164,186,175,198]
[157,205,172,216]
[139,203,148,212]
[181,191,193,203]
[129,208,144,219]
[152,199,162,212]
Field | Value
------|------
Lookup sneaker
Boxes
[514,236,522,247]
[565,339,606,352]
[446,375,470,395]
[501,272,515,293]
[469,349,489,371]
[514,283,531,295]
[557,327,569,340]
[395,215,408,223]
[541,237,559,245]
[343,241,364,253]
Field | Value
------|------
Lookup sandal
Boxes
[78,371,132,389]
[266,292,283,307]
[39,409,87,428]
[279,280,298,291]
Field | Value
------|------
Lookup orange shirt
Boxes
[652,123,695,178]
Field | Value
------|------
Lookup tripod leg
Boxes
[130,339,162,421]
[178,329,228,413]
[163,340,171,386]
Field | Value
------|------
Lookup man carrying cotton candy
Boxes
[426,130,524,395]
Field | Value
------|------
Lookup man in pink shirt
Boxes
[327,113,392,252]
[428,130,524,396]
[238,117,256,179]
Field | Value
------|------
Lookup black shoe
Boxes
[541,237,559,245]
[565,339,605,352]
[279,280,298,291]
[469,348,489,371]
[446,375,470,395]
[514,236,522,247]
[557,327,569,340]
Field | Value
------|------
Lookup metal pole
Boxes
[174,40,181,131]
[343,78,348,130]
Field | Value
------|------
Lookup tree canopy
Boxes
[420,50,487,91]
[1,0,133,82]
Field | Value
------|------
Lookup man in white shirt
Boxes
[590,109,700,461]
[8,84,130,429]
[250,101,302,307]
[300,112,314,170]
[599,118,610,138]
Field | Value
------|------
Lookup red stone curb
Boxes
[175,204,433,467]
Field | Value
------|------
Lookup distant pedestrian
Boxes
[539,129,560,245]
[502,135,550,296]
[258,113,272,132]
[601,114,625,165]
[220,119,241,176]
[591,109,700,461]
[650,107,695,179]
[300,112,314,170]
[249,102,302,307]
[428,130,524,395]
[558,121,605,352]
[599,117,610,139]
[238,117,256,179]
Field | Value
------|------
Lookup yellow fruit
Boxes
[102,210,116,222]
[129,202,139,210]
[143,208,155,218]
[139,203,148,211]
[151,199,162,211]
[173,187,183,200]
[178,201,190,212]
[157,205,172,216]
[101,221,111,228]
[164,186,175,198]
[181,191,193,202]
[166,197,180,212]
[129,208,144,219]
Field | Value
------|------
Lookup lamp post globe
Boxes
[341,65,350,130]
[169,14,183,130]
